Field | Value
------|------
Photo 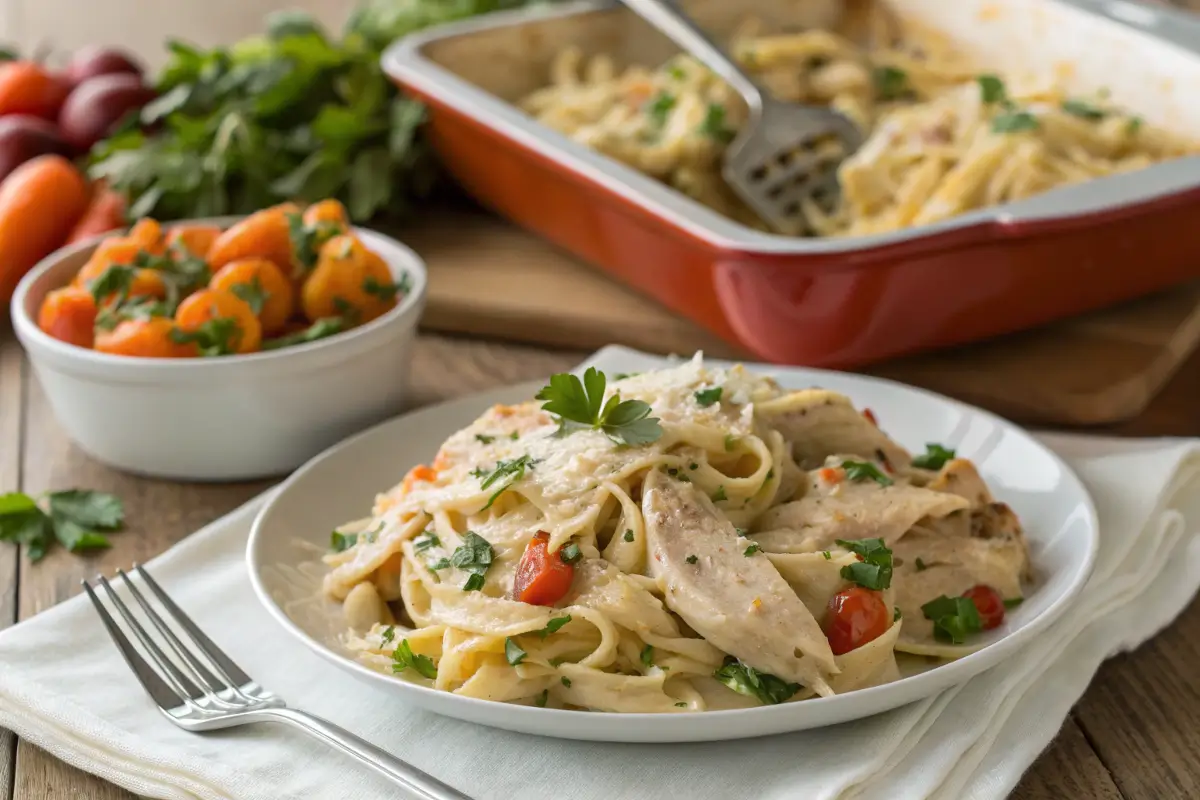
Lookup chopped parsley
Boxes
[689,462,698,470]
[841,460,893,487]
[448,531,494,591]
[735,527,747,537]
[685,554,698,565]
[822,550,831,560]
[561,676,572,688]
[535,689,549,707]
[537,615,572,638]
[645,91,676,126]
[391,640,437,679]
[412,531,440,552]
[640,644,655,667]
[536,368,662,446]
[894,607,902,622]
[712,486,727,502]
[429,557,451,571]
[1003,597,1024,610]
[623,529,635,542]
[381,626,395,645]
[992,111,1039,133]
[699,103,736,143]
[262,317,344,350]
[0,490,125,562]
[504,637,527,665]
[743,543,762,557]
[230,276,268,315]
[667,65,686,80]
[1061,99,1106,120]
[362,275,405,301]
[873,65,909,101]
[724,434,738,451]
[921,595,983,644]
[713,658,800,705]
[836,537,893,590]
[170,317,243,357]
[977,74,1007,104]
[694,387,722,407]
[329,530,357,553]
[675,701,687,708]
[476,454,537,511]
[912,443,956,471]
[510,431,520,440]
[1126,116,1142,135]
[915,557,928,572]
[559,542,582,564]
[474,434,495,444]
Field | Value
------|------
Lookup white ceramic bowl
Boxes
[10,220,427,482]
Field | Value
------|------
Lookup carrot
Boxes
[66,184,126,244]
[0,155,88,305]
[512,531,576,606]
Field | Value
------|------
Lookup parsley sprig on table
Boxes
[0,490,125,562]
[536,368,662,446]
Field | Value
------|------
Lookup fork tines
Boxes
[84,566,271,717]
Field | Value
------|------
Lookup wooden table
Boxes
[2,325,1199,800]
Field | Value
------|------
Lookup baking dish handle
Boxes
[1069,0,1200,54]
[999,157,1200,227]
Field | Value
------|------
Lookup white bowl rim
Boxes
[245,347,1100,739]
[10,216,428,373]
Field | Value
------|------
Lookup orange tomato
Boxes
[95,317,195,358]
[74,239,140,286]
[0,155,88,304]
[302,199,349,230]
[0,62,69,119]
[127,218,164,254]
[37,286,97,348]
[164,223,222,259]
[301,235,397,324]
[174,288,262,355]
[207,204,299,278]
[208,258,295,336]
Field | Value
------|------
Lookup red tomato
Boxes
[962,584,1005,630]
[862,408,878,426]
[513,531,575,606]
[824,587,890,656]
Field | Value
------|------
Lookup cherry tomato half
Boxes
[824,587,890,656]
[962,584,1005,630]
[513,531,575,606]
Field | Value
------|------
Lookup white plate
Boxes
[247,346,1098,743]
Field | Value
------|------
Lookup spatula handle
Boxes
[619,0,763,107]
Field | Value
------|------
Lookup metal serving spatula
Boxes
[620,0,863,234]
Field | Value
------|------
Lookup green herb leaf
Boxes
[330,530,357,552]
[911,443,956,471]
[475,434,495,444]
[713,658,800,705]
[561,676,572,687]
[694,387,722,407]
[0,494,54,562]
[645,91,676,126]
[836,537,894,590]
[536,368,663,446]
[841,460,893,486]
[623,529,634,542]
[743,543,761,557]
[537,615,572,638]
[822,551,831,560]
[699,103,736,143]
[449,531,494,591]
[893,607,902,622]
[535,689,549,707]
[559,542,582,565]
[921,595,983,644]
[685,554,698,565]
[381,625,395,645]
[873,66,909,100]
[230,276,269,315]
[262,317,346,350]
[463,573,485,592]
[977,74,1007,104]
[914,557,928,572]
[170,317,242,357]
[1126,116,1143,135]
[1003,597,1024,610]
[476,454,536,510]
[1061,99,1106,120]
[413,531,440,552]
[504,637,527,665]
[992,111,1040,133]
[391,639,437,679]
[724,433,738,451]
[712,486,727,502]
[46,491,124,530]
[640,644,654,667]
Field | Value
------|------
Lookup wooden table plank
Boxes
[1014,718,1123,800]
[1,324,23,800]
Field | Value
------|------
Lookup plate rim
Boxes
[246,346,1099,741]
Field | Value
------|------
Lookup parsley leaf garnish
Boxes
[893,607,902,622]
[448,531,494,591]
[381,626,395,645]
[170,317,242,357]
[561,676,572,688]
[505,637,527,665]
[645,91,676,127]
[535,689,549,707]
[977,74,1007,104]
[262,317,346,350]
[640,644,654,667]
[713,657,800,705]
[694,387,722,407]
[413,531,440,552]
[536,368,662,446]
[330,530,357,552]
[743,543,761,557]
[391,639,437,679]
[724,433,738,451]
[559,542,582,564]
[362,275,405,301]
[1061,99,1106,120]
[685,554,698,564]
[836,537,893,590]
[914,557,928,572]
[992,111,1039,133]
[699,103,736,143]
[230,276,268,315]
[912,443,956,471]
[712,486,727,502]
[1003,597,1024,610]
[623,529,634,542]
[841,460,893,486]
[0,490,124,562]
[822,550,831,560]
[475,434,495,444]
[537,615,572,638]
[921,595,983,644]
[476,454,536,511]
[873,66,909,101]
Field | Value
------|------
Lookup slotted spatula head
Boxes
[723,100,864,235]
[619,0,863,235]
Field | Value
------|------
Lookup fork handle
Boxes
[619,0,763,105]
[258,708,471,800]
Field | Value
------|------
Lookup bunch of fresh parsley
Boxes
[89,2,556,223]
[536,368,662,445]
[0,491,125,562]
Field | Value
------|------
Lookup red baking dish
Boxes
[385,0,1200,368]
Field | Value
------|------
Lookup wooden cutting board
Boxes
[398,212,1200,426]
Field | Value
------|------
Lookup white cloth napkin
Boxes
[1,433,1198,800]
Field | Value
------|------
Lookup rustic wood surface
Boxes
[1,324,1198,799]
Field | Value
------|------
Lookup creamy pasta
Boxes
[517,10,1197,236]
[322,356,1031,712]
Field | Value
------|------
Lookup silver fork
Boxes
[84,565,470,800]
[619,0,863,234]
